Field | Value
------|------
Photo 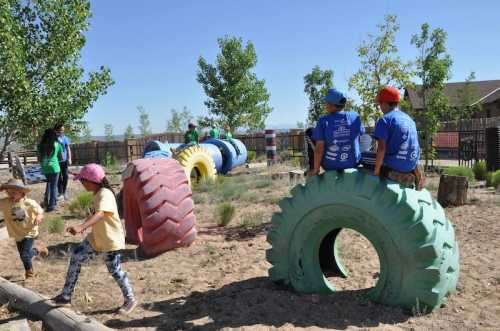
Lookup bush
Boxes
[217,202,235,227]
[247,151,257,162]
[442,166,475,182]
[69,192,94,217]
[47,216,65,234]
[486,172,495,187]
[491,170,500,188]
[241,211,265,229]
[103,152,116,169]
[472,161,488,181]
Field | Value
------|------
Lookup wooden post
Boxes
[0,277,112,331]
[437,175,468,207]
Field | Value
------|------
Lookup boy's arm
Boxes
[67,144,72,165]
[374,139,386,176]
[310,140,324,176]
[68,211,105,235]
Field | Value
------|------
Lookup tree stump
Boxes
[437,175,468,207]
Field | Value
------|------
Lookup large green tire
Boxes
[266,169,459,311]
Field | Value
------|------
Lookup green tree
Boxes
[411,23,452,168]
[104,123,113,141]
[137,106,152,136]
[303,66,333,125]
[0,0,113,156]
[197,36,272,131]
[166,107,193,133]
[349,15,413,123]
[296,121,305,129]
[452,72,482,125]
[124,124,134,140]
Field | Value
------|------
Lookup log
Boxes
[0,277,112,331]
[437,175,468,207]
[0,318,31,331]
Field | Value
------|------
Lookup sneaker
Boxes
[64,194,70,201]
[34,241,49,258]
[25,269,34,279]
[51,294,71,307]
[118,298,138,315]
[57,195,64,201]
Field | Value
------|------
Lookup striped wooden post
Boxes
[265,129,277,166]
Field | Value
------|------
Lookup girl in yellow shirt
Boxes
[0,179,48,279]
[51,164,137,315]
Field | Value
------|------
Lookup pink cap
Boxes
[73,163,106,183]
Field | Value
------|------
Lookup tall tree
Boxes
[137,106,152,136]
[197,36,272,131]
[0,0,113,156]
[124,124,134,140]
[166,107,193,133]
[452,72,482,123]
[104,123,114,141]
[411,23,452,168]
[349,15,413,123]
[303,66,333,125]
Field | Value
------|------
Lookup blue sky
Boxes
[81,0,500,135]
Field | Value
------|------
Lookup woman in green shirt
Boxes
[38,129,63,212]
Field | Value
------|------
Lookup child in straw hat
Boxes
[0,179,48,279]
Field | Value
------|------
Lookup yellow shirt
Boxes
[0,197,43,242]
[87,188,125,252]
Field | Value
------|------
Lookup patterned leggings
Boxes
[62,239,134,301]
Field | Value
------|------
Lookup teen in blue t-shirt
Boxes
[373,87,420,175]
[310,89,365,174]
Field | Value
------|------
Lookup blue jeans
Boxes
[61,240,134,301]
[16,237,37,270]
[44,172,60,211]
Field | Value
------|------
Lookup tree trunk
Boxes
[0,277,112,331]
[437,175,468,207]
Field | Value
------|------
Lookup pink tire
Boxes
[122,158,196,257]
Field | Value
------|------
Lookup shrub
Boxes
[253,179,273,189]
[69,192,94,217]
[217,203,235,227]
[241,211,265,229]
[47,216,65,234]
[442,166,475,182]
[472,161,488,181]
[103,152,116,169]
[247,151,257,162]
[193,178,216,193]
[491,170,500,189]
[486,172,494,187]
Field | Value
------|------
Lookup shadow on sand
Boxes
[105,277,409,330]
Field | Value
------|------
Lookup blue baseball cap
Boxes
[324,88,347,106]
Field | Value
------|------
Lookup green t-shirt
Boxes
[225,131,233,140]
[184,130,199,144]
[209,128,220,139]
[40,142,63,174]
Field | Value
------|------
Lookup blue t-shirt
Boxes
[313,111,365,170]
[58,135,71,162]
[373,109,420,172]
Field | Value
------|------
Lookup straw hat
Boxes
[1,179,31,193]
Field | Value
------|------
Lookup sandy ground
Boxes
[0,166,499,331]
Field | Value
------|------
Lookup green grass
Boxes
[253,178,273,189]
[247,151,257,162]
[472,161,488,181]
[442,166,475,182]
[216,202,235,227]
[241,211,265,229]
[46,216,65,234]
[69,192,94,218]
[192,178,216,194]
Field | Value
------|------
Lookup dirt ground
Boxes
[0,165,499,331]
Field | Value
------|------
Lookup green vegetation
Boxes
[472,161,488,181]
[443,166,474,181]
[217,202,235,227]
[197,36,272,131]
[241,211,265,229]
[304,66,334,125]
[103,152,116,169]
[69,192,94,218]
[491,170,500,189]
[46,216,65,234]
[247,151,257,162]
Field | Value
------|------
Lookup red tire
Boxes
[122,158,196,257]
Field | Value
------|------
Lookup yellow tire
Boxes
[174,145,217,185]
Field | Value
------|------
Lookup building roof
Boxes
[405,80,500,109]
